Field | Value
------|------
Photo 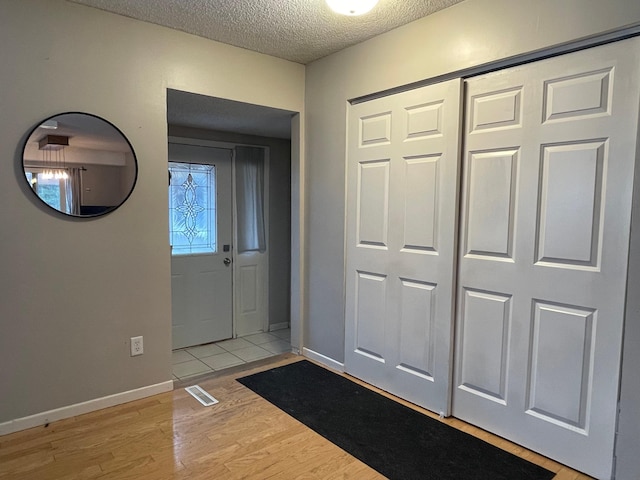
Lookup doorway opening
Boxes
[166,89,298,380]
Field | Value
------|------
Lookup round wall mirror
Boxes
[22,112,138,217]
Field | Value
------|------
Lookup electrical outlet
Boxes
[130,336,143,356]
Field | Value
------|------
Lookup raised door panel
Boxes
[235,250,268,337]
[458,288,511,404]
[354,272,387,362]
[357,160,390,248]
[397,279,436,380]
[536,141,605,268]
[527,301,595,431]
[464,149,518,259]
[360,112,392,146]
[402,155,439,253]
[405,101,443,139]
[542,69,612,123]
[238,266,258,314]
[469,87,523,133]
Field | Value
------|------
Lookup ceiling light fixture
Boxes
[326,0,379,16]
[39,135,69,180]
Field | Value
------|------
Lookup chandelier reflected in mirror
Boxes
[38,134,69,180]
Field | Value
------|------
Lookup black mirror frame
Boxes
[22,112,139,218]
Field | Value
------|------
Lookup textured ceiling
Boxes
[67,0,464,138]
[69,0,465,64]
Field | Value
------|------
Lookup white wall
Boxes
[0,0,303,424]
[304,0,640,477]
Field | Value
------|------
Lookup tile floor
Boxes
[171,328,291,381]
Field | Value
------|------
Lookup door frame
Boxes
[168,135,273,342]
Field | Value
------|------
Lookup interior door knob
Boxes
[224,257,232,266]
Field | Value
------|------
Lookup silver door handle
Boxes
[224,257,232,266]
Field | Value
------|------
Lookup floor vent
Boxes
[185,385,219,407]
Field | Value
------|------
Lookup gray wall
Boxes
[0,0,303,424]
[168,125,292,329]
[303,0,640,477]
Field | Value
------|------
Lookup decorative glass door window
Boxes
[169,162,216,255]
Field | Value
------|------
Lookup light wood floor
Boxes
[0,355,593,480]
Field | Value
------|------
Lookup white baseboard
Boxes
[269,322,290,332]
[302,347,344,373]
[0,380,174,436]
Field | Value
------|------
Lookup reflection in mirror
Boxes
[22,113,138,217]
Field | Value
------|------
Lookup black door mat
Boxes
[237,360,556,480]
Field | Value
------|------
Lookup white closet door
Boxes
[453,38,640,479]
[345,79,462,414]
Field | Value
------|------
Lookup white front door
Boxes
[453,38,640,479]
[169,143,234,350]
[344,79,462,414]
